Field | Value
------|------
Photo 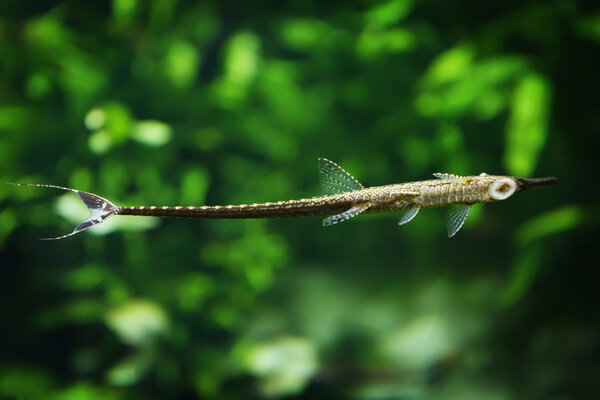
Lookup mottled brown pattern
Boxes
[117,175,509,219]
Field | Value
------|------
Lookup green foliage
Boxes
[504,74,551,177]
[1,0,598,398]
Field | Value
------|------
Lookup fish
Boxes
[10,158,558,239]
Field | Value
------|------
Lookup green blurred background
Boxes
[1,0,599,398]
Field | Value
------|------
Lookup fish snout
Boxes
[515,176,559,192]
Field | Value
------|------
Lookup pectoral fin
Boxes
[398,207,420,225]
[447,204,471,238]
[322,203,370,226]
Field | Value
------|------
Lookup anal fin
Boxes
[322,203,370,226]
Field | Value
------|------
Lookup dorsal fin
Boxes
[433,173,465,182]
[318,158,364,195]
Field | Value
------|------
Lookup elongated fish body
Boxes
[10,158,558,239]
[119,177,514,217]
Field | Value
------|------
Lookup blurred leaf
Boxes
[36,299,105,327]
[365,0,414,29]
[131,120,173,147]
[149,0,177,30]
[58,53,106,101]
[193,371,220,397]
[356,28,415,59]
[101,102,134,143]
[25,10,70,51]
[25,12,107,102]
[104,299,169,346]
[280,18,339,50]
[436,122,464,153]
[192,127,224,151]
[239,336,318,397]
[88,130,112,154]
[227,32,261,83]
[0,209,17,241]
[381,314,452,369]
[25,73,52,99]
[422,44,475,86]
[0,368,53,397]
[61,264,107,291]
[417,55,525,118]
[47,382,121,400]
[211,305,242,330]
[100,160,132,196]
[84,108,106,131]
[240,114,299,160]
[202,229,288,291]
[504,73,551,177]
[432,379,513,400]
[176,273,215,312]
[0,106,31,130]
[498,246,542,307]
[112,0,138,29]
[163,40,200,88]
[396,135,431,169]
[211,31,261,108]
[68,167,94,191]
[54,192,87,225]
[180,167,210,205]
[106,348,154,386]
[87,102,134,153]
[501,206,593,306]
[577,13,600,42]
[514,205,585,245]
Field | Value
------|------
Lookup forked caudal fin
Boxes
[7,183,119,240]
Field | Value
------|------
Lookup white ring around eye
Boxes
[489,178,517,200]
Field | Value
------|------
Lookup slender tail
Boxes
[6,183,120,240]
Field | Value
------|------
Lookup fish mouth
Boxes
[515,176,559,192]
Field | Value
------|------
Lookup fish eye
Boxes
[489,178,517,200]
